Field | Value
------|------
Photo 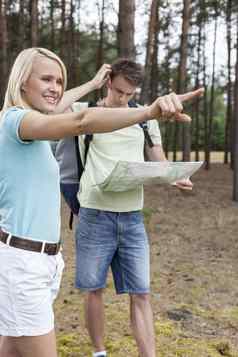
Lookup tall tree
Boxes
[68,0,78,87]
[49,0,55,50]
[60,0,66,61]
[95,0,106,100]
[233,11,238,201]
[224,0,232,165]
[30,0,38,46]
[173,0,191,161]
[162,1,172,157]
[117,0,135,59]
[0,0,8,105]
[19,0,26,51]
[205,3,219,169]
[202,25,209,169]
[194,0,204,161]
[140,0,160,104]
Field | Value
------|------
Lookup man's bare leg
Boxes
[85,289,105,353]
[130,294,156,357]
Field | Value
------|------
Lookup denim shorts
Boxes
[75,208,150,294]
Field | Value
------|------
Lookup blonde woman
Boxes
[0,47,197,357]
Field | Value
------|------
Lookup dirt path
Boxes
[56,164,238,356]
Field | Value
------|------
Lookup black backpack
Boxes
[56,100,154,229]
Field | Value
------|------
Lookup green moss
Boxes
[155,319,175,337]
[57,330,238,357]
[142,207,157,225]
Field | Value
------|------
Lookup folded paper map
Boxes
[95,161,203,192]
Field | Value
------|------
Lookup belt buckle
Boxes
[44,242,60,255]
[6,233,12,245]
[40,241,46,254]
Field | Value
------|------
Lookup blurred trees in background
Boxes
[0,0,238,176]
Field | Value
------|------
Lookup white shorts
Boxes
[0,241,64,337]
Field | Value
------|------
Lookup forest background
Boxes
[1,1,238,356]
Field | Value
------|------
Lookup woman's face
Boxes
[22,56,64,113]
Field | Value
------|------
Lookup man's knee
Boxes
[130,293,151,306]
[87,288,104,299]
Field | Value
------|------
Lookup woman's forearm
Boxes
[19,106,151,141]
[78,106,151,134]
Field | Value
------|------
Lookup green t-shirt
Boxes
[73,102,162,212]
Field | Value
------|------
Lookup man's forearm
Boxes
[55,80,96,113]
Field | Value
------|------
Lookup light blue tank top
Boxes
[0,107,60,243]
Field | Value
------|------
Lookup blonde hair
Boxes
[1,47,67,117]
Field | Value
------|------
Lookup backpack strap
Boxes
[68,135,83,230]
[69,102,96,229]
[74,101,97,181]
[128,100,154,148]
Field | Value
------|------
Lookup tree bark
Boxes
[50,0,55,50]
[140,0,160,104]
[233,12,238,201]
[224,0,232,165]
[194,2,203,162]
[95,0,105,100]
[0,0,8,105]
[118,0,136,59]
[30,0,38,46]
[205,4,218,170]
[173,0,191,161]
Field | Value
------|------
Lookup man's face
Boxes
[107,75,136,107]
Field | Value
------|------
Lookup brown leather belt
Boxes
[0,228,61,255]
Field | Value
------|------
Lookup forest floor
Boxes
[55,163,238,357]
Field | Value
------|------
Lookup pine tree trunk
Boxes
[118,0,135,59]
[173,0,191,162]
[163,2,172,158]
[95,0,105,101]
[194,7,202,162]
[60,0,66,61]
[203,30,209,169]
[31,0,38,46]
[69,0,78,87]
[0,0,8,105]
[181,0,191,161]
[140,0,159,104]
[224,0,232,165]
[233,13,238,201]
[50,0,55,50]
[19,0,25,50]
[205,6,218,170]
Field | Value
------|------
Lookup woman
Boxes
[0,47,191,357]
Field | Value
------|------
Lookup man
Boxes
[74,59,195,357]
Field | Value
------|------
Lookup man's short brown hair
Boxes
[110,58,144,87]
